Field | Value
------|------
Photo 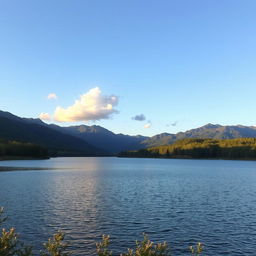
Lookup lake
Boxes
[0,157,256,255]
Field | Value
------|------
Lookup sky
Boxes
[0,0,256,136]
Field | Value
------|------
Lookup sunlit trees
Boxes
[119,138,256,160]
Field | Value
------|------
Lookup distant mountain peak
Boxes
[22,118,46,125]
[0,110,46,126]
[143,123,256,148]
[67,124,113,134]
[0,110,20,119]
[201,123,222,129]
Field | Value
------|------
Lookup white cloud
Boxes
[54,87,119,122]
[132,114,146,121]
[39,112,51,121]
[47,93,58,100]
[144,121,152,129]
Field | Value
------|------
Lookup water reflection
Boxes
[0,158,256,255]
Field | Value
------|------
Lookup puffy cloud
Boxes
[144,121,152,129]
[39,112,51,121]
[132,114,146,121]
[47,93,58,100]
[54,87,118,122]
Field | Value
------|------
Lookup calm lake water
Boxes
[0,157,256,255]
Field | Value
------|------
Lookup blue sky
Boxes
[0,0,256,136]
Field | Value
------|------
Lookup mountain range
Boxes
[1,110,256,156]
[141,123,256,148]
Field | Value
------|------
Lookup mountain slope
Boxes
[54,125,148,153]
[141,124,256,148]
[0,110,148,155]
[2,110,256,155]
[0,111,106,156]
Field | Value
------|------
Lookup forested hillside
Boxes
[0,140,48,159]
[0,114,106,156]
[119,138,256,160]
[141,124,256,148]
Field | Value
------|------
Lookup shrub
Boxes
[0,208,204,256]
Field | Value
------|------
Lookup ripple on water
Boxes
[0,157,256,255]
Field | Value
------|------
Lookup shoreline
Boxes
[0,156,49,161]
[118,155,256,161]
[0,166,62,172]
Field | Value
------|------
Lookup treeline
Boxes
[0,139,49,159]
[118,138,256,160]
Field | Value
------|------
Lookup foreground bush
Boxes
[0,208,203,256]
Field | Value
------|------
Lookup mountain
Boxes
[0,110,147,155]
[58,123,256,152]
[141,123,256,148]
[50,124,148,153]
[0,110,47,126]
[0,110,106,156]
[1,110,256,156]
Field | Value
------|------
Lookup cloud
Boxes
[47,93,58,100]
[167,121,178,127]
[54,87,119,122]
[132,114,146,121]
[144,121,152,129]
[39,112,51,121]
